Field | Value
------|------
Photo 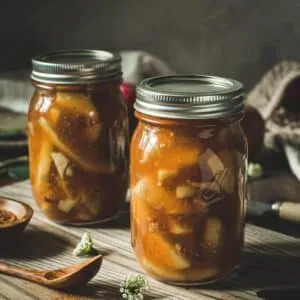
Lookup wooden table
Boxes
[0,181,300,300]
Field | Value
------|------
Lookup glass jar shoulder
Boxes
[29,83,127,125]
[131,121,246,170]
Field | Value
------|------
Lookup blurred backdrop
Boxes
[1,0,300,90]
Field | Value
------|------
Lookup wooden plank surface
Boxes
[0,181,299,300]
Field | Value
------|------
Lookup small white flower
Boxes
[120,273,149,300]
[73,232,94,256]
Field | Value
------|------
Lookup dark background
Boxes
[1,0,300,90]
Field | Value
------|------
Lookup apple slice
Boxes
[181,266,219,282]
[142,255,219,282]
[168,216,193,235]
[55,93,103,142]
[131,197,152,233]
[157,169,178,186]
[202,217,223,258]
[57,198,78,213]
[140,129,202,168]
[144,232,190,270]
[34,108,61,190]
[51,151,77,201]
[84,199,102,216]
[176,185,198,199]
[51,152,69,178]
[39,117,114,173]
[131,178,166,210]
[167,199,195,216]
[132,178,195,215]
[48,107,61,124]
[35,139,53,190]
[55,92,97,116]
[207,151,224,175]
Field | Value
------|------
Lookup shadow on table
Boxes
[102,201,130,229]
[67,282,163,300]
[204,241,300,298]
[0,226,68,259]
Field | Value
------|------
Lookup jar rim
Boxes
[31,49,122,84]
[135,74,244,119]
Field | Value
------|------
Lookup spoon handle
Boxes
[0,262,46,283]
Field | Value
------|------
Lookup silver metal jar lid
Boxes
[31,49,122,84]
[135,75,244,119]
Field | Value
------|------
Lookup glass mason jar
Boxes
[130,75,247,285]
[28,50,129,225]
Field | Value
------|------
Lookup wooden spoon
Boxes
[0,254,103,290]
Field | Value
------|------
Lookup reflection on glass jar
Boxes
[28,50,129,225]
[130,75,247,285]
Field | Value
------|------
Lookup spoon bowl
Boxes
[0,254,103,290]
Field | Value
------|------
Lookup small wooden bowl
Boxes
[0,197,33,242]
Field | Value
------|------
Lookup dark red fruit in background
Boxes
[120,83,137,138]
[120,83,136,105]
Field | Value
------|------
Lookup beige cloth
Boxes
[121,50,173,85]
[247,61,300,181]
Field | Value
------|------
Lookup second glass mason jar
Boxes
[131,75,247,285]
[28,50,129,224]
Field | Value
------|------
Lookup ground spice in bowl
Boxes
[0,208,18,225]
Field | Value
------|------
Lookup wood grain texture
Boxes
[0,180,299,299]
